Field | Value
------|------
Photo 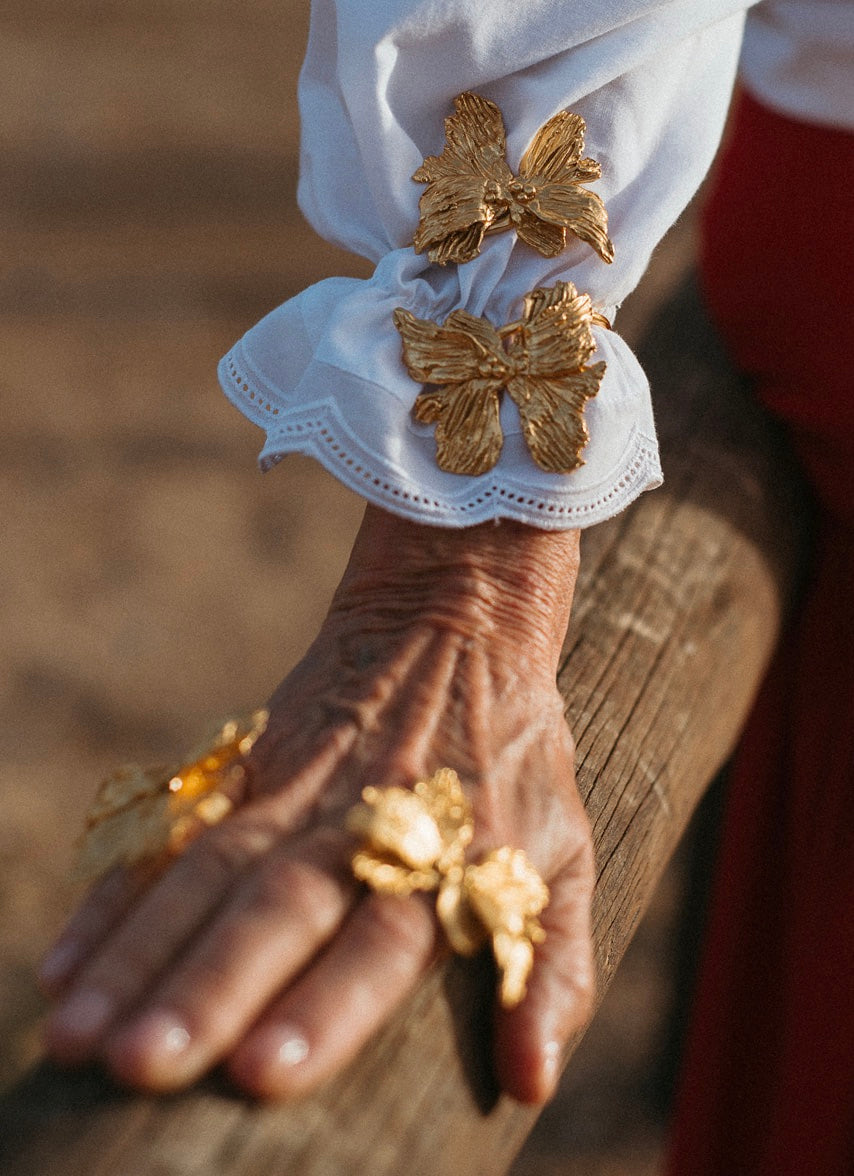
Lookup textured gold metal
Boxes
[394,281,607,475]
[347,770,549,1009]
[347,768,474,895]
[75,710,268,882]
[463,848,549,1008]
[413,92,614,266]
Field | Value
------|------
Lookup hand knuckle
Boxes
[192,821,277,886]
[365,897,430,962]
[253,856,318,917]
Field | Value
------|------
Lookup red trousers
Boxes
[667,93,854,1175]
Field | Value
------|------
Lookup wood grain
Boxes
[0,282,806,1176]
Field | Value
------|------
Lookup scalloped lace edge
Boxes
[220,351,662,531]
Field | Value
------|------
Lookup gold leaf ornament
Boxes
[75,710,268,882]
[394,281,608,476]
[347,768,474,895]
[347,770,549,1008]
[412,92,614,265]
[463,848,549,1008]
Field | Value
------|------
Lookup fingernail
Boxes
[38,940,83,992]
[229,1023,310,1093]
[245,1023,309,1072]
[48,989,114,1046]
[119,1010,192,1060]
[274,1025,310,1068]
[542,1039,561,1094]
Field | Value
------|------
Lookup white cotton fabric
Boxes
[220,0,755,530]
[740,0,854,131]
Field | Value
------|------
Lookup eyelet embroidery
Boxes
[221,352,659,527]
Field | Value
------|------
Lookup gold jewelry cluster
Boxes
[75,711,268,882]
[401,93,614,477]
[347,769,549,1008]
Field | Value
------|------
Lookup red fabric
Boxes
[667,92,854,1175]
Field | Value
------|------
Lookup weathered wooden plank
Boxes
[0,282,805,1176]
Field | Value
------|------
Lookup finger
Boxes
[101,828,358,1091]
[43,735,351,1065]
[44,810,283,1064]
[493,841,596,1104]
[228,891,438,1099]
[38,865,151,997]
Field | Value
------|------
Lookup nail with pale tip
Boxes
[38,940,83,992]
[238,1023,310,1084]
[542,1039,562,1093]
[48,989,114,1050]
[229,1025,310,1096]
[276,1029,310,1067]
[120,1010,192,1061]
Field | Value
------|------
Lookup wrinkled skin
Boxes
[40,507,596,1104]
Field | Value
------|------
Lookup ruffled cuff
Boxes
[218,2,748,530]
[219,245,661,530]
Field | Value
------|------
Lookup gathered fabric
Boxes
[219,0,754,528]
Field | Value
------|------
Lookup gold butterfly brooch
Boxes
[394,281,608,476]
[412,91,614,266]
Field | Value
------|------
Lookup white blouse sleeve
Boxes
[740,0,854,131]
[218,0,753,530]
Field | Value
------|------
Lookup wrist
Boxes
[330,506,580,668]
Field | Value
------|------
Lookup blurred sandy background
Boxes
[1,3,703,1172]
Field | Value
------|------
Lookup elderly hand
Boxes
[39,506,595,1104]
